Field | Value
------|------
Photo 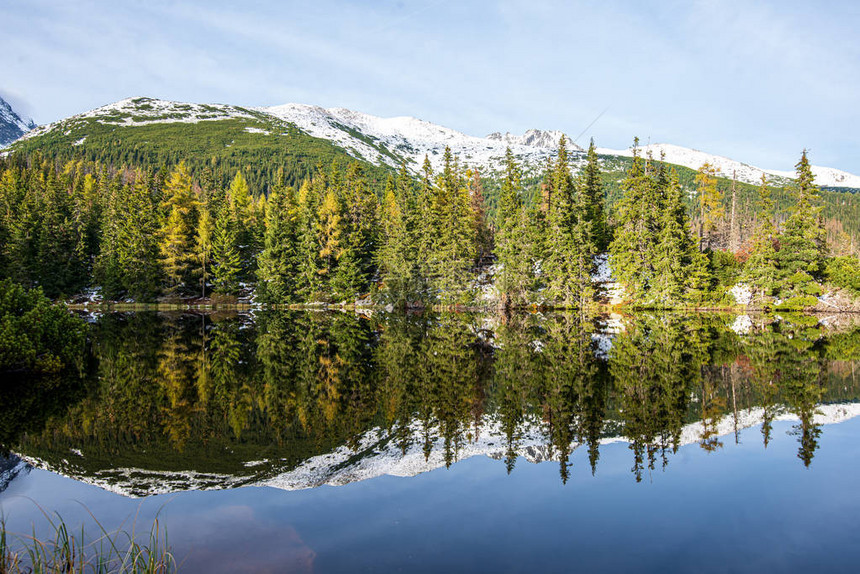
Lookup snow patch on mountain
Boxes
[20,97,258,143]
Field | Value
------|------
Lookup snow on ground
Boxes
[19,97,258,142]
[730,315,753,335]
[729,283,752,306]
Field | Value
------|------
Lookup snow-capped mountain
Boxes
[11,96,860,189]
[599,142,860,189]
[260,103,575,174]
[0,95,36,147]
[11,402,860,498]
[487,128,580,150]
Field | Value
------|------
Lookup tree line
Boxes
[1,140,858,308]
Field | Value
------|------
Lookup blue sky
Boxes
[2,0,858,173]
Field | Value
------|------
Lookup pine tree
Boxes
[426,147,475,304]
[333,162,377,299]
[609,139,652,300]
[777,150,826,306]
[468,168,492,263]
[495,148,531,307]
[609,142,708,306]
[158,163,199,295]
[256,183,299,303]
[580,139,608,251]
[210,206,241,295]
[118,175,162,300]
[743,174,780,305]
[650,167,689,305]
[295,178,322,301]
[377,173,417,307]
[696,162,723,250]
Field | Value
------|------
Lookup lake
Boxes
[1,310,859,573]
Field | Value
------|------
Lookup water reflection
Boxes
[2,311,859,494]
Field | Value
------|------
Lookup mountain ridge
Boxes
[7,96,860,189]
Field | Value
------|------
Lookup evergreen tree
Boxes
[295,178,323,300]
[426,148,475,304]
[158,163,199,295]
[777,150,827,306]
[117,175,162,300]
[609,139,652,300]
[495,148,531,307]
[609,142,708,306]
[743,174,780,305]
[256,183,299,303]
[210,206,241,295]
[378,172,419,307]
[579,139,608,251]
[468,167,492,263]
[333,161,378,299]
[696,162,723,250]
[227,170,259,281]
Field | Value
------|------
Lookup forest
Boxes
[1,138,859,310]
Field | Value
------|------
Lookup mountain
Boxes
[10,402,860,497]
[0,95,36,147]
[8,96,860,190]
[601,142,860,190]
[487,128,580,150]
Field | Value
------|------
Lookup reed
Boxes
[0,505,176,574]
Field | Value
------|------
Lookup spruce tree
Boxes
[227,171,258,281]
[295,178,323,301]
[210,206,241,295]
[256,183,299,303]
[378,171,420,307]
[580,139,608,251]
[609,139,652,300]
[495,148,531,307]
[158,162,199,295]
[743,174,780,305]
[777,150,826,306]
[427,147,475,304]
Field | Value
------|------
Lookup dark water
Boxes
[1,311,860,572]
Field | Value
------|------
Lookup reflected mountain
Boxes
[3,311,860,497]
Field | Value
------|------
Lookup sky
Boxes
[2,0,859,173]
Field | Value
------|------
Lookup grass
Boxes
[0,503,176,574]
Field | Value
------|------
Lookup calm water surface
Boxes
[1,311,859,573]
